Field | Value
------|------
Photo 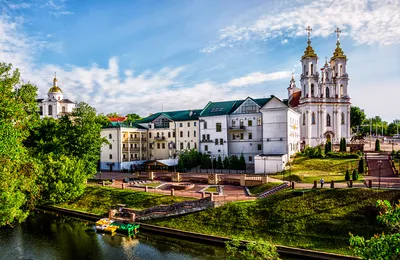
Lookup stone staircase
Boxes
[366,153,396,177]
[257,182,289,199]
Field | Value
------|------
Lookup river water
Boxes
[0,211,227,260]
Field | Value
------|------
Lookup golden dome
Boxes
[48,73,63,93]
[331,41,347,61]
[302,39,317,59]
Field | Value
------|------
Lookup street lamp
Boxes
[377,160,382,189]
[99,171,102,180]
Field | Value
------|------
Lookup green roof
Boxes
[199,96,276,117]
[138,109,203,123]
[103,122,147,129]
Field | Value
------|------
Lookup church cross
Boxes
[306,26,313,40]
[325,56,328,63]
[334,27,341,41]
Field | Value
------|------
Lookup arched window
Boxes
[340,84,344,97]
[48,105,52,115]
[303,65,306,74]
[311,112,316,125]
[339,65,342,76]
[326,87,330,98]
[310,64,313,75]
[326,114,331,126]
[311,84,314,97]
[302,113,305,125]
[341,112,345,124]
[62,106,66,112]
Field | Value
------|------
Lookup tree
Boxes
[96,114,111,127]
[217,155,223,169]
[375,139,380,152]
[352,169,359,181]
[0,63,40,226]
[106,112,122,118]
[350,106,367,130]
[325,141,332,154]
[350,200,400,259]
[126,113,142,123]
[358,158,365,174]
[230,155,239,170]
[345,169,351,181]
[223,156,230,169]
[340,138,347,152]
[225,237,280,260]
[212,157,218,171]
[239,153,246,171]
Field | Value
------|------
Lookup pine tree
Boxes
[223,156,230,169]
[239,153,246,171]
[342,138,347,152]
[217,155,223,169]
[345,169,351,181]
[375,139,380,152]
[358,158,365,174]
[339,138,344,152]
[352,169,359,181]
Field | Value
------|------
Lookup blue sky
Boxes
[1,0,399,121]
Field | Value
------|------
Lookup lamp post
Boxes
[99,171,102,180]
[377,160,382,189]
[211,155,215,173]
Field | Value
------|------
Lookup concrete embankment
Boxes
[36,205,359,260]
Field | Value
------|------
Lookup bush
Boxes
[225,237,281,260]
[345,169,351,181]
[304,146,324,158]
[340,138,347,152]
[375,139,380,152]
[352,169,359,181]
[325,141,332,154]
[358,158,365,174]
[326,151,360,159]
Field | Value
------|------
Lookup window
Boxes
[194,143,197,149]
[248,133,252,139]
[326,114,331,126]
[232,99,258,114]
[157,132,160,137]
[205,145,208,151]
[219,138,223,145]
[109,134,112,139]
[62,106,66,112]
[188,143,190,149]
[249,156,253,162]
[232,120,236,127]
[162,143,165,149]
[206,134,210,140]
[48,105,53,115]
[157,143,161,149]
[123,154,126,160]
[131,154,134,159]
[215,139,218,145]
[149,143,153,149]
[257,144,262,150]
[123,144,126,148]
[311,84,314,97]
[248,120,252,126]
[173,132,176,138]
[180,143,183,149]
[194,131,196,137]
[216,123,222,132]
[240,133,244,140]
[204,121,207,129]
[257,118,262,126]
[339,65,342,76]
[311,112,316,125]
[341,112,345,124]
[153,116,170,129]
[240,119,244,127]
[187,131,190,137]
[202,134,206,140]
[168,132,171,138]
[303,65,306,74]
[302,113,305,125]
[180,131,183,137]
[194,122,196,126]
[149,133,152,138]
[187,122,190,127]
[135,154,137,159]
[310,64,314,75]
[233,134,236,140]
[109,154,112,159]
[340,84,344,97]
[109,144,112,149]
[162,132,164,137]
[180,123,183,127]
[326,87,330,98]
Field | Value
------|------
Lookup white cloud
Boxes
[8,3,31,9]
[281,39,288,44]
[50,11,74,16]
[202,0,400,52]
[225,71,292,87]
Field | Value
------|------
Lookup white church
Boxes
[288,27,351,148]
[37,74,76,119]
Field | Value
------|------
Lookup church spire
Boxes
[331,28,347,60]
[53,72,58,87]
[302,26,317,59]
[49,72,63,93]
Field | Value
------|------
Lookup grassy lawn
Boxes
[148,189,400,255]
[56,186,193,215]
[205,186,218,193]
[273,157,361,183]
[248,182,282,195]
[142,182,162,187]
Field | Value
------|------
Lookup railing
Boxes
[229,125,245,131]
[130,138,141,142]
[122,148,128,151]
[154,136,165,141]
[200,139,213,143]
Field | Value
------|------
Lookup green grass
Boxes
[205,186,218,193]
[56,186,193,215]
[148,189,400,255]
[248,182,282,195]
[142,182,162,187]
[273,157,361,183]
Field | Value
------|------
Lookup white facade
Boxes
[289,32,351,148]
[254,154,288,174]
[37,76,76,119]
[199,114,229,160]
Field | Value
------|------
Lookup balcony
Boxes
[122,147,128,152]
[200,139,213,143]
[122,138,129,143]
[154,136,165,141]
[130,138,140,142]
[228,125,245,132]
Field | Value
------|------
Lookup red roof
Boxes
[289,91,301,107]
[109,117,127,122]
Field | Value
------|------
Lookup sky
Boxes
[1,0,399,121]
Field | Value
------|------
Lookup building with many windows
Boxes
[37,74,76,119]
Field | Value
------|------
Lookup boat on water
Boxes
[95,218,140,236]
